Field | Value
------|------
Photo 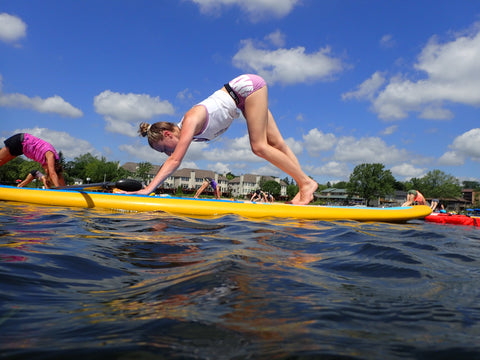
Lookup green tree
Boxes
[334,181,348,189]
[136,162,153,182]
[19,160,42,176]
[16,161,43,187]
[281,177,290,185]
[405,177,424,193]
[316,183,329,192]
[225,172,236,180]
[287,183,298,200]
[84,157,125,183]
[0,157,25,184]
[261,180,281,197]
[347,163,395,206]
[0,151,131,186]
[66,153,97,181]
[419,169,461,198]
[117,166,132,180]
[393,180,406,191]
[463,180,480,190]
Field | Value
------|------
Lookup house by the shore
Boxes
[121,163,287,198]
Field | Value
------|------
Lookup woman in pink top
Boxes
[1,133,65,187]
[402,190,428,206]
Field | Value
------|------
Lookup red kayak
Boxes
[425,212,480,226]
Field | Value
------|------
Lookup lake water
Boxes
[1,201,480,359]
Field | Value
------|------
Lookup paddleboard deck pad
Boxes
[0,185,432,222]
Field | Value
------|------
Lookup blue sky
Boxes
[1,0,480,185]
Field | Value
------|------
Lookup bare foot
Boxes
[290,179,318,205]
[290,192,301,204]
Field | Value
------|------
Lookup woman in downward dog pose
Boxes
[128,74,317,205]
[17,169,49,188]
[194,177,221,199]
[0,133,65,188]
[402,190,428,206]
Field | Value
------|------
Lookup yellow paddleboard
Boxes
[0,185,431,222]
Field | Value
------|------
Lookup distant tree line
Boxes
[1,154,477,205]
[346,164,472,206]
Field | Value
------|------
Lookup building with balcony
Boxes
[121,163,287,198]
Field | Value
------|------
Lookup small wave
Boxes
[1,202,480,359]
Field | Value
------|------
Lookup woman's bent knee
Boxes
[250,142,269,158]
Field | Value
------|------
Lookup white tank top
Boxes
[178,90,240,142]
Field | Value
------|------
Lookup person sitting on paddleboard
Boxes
[123,74,317,205]
[402,190,428,206]
[194,177,221,199]
[17,169,50,188]
[0,133,65,188]
[266,192,275,203]
[430,199,445,212]
[250,189,266,202]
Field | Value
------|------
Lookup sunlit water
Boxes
[1,201,480,359]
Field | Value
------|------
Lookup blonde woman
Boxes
[126,74,317,205]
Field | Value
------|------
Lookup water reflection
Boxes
[0,202,480,359]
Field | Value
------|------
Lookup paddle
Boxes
[57,179,143,192]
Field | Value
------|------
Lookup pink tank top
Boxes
[22,133,59,167]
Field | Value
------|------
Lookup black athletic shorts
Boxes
[3,133,25,156]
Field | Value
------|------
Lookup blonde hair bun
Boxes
[138,122,151,137]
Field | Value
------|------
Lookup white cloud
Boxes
[176,88,194,101]
[305,161,351,179]
[190,0,300,20]
[0,13,26,43]
[181,161,199,169]
[13,127,99,159]
[380,125,398,135]
[254,163,282,177]
[390,163,426,179]
[439,128,480,165]
[451,128,480,158]
[342,71,385,101]
[265,30,286,47]
[418,105,453,120]
[94,90,175,136]
[380,34,395,49]
[303,128,337,156]
[204,136,259,163]
[119,143,168,164]
[333,136,409,164]
[438,151,464,166]
[208,162,231,174]
[284,136,304,156]
[233,39,344,85]
[0,74,83,117]
[343,23,480,120]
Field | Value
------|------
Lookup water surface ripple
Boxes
[1,202,480,359]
